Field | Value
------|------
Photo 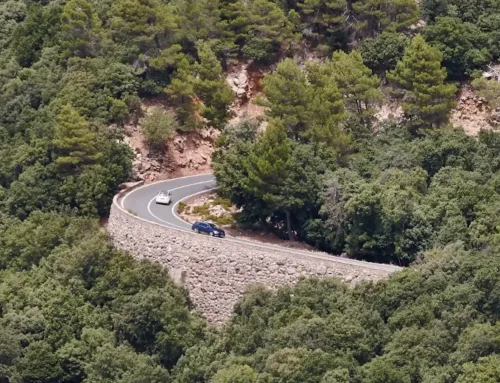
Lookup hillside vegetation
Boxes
[3,0,500,382]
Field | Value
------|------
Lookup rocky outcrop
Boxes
[226,63,249,102]
[450,86,496,135]
[225,61,269,129]
[122,122,219,182]
[166,128,219,176]
[108,197,400,324]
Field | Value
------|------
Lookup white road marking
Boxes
[167,189,400,271]
[118,176,401,272]
[171,187,218,225]
[121,172,214,209]
[147,196,185,229]
[146,180,216,230]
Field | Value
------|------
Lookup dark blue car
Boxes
[191,221,226,238]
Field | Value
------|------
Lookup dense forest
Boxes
[3,0,500,381]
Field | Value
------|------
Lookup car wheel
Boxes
[210,232,214,236]
[194,228,199,233]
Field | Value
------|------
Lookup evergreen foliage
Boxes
[359,32,409,74]
[387,35,457,131]
[424,16,490,78]
[329,50,383,125]
[60,0,102,58]
[142,107,179,149]
[261,58,349,146]
[0,212,203,382]
[4,0,500,381]
[194,42,234,128]
[53,104,100,168]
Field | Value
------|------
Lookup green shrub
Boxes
[208,214,234,226]
[192,204,211,218]
[177,202,187,214]
[142,107,179,148]
[212,197,233,210]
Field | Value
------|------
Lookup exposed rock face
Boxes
[122,122,219,182]
[227,66,249,101]
[166,128,219,177]
[450,85,496,135]
[226,61,269,129]
[226,61,251,106]
[374,102,404,123]
[108,198,400,324]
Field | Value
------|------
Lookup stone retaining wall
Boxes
[108,197,400,323]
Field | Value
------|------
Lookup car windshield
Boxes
[159,191,169,196]
[207,223,216,229]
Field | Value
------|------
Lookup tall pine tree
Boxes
[261,58,310,139]
[243,0,296,63]
[243,119,295,240]
[297,0,348,49]
[351,0,419,39]
[61,0,102,58]
[53,104,100,168]
[329,50,383,125]
[194,42,234,128]
[164,56,198,129]
[387,35,457,131]
[262,58,349,148]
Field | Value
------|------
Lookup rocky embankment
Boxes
[108,196,400,324]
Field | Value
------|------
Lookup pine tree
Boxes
[61,0,102,58]
[303,61,348,145]
[53,105,100,168]
[110,0,158,44]
[194,42,234,128]
[351,0,419,39]
[164,56,198,129]
[261,58,310,139]
[297,0,349,47]
[387,35,457,131]
[243,0,296,62]
[307,80,351,150]
[216,0,250,58]
[172,0,221,44]
[245,119,291,197]
[262,58,349,147]
[329,50,383,124]
[110,0,177,55]
[243,119,294,240]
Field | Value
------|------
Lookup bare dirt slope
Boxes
[123,97,220,183]
[449,85,497,135]
[226,60,268,129]
[122,62,268,183]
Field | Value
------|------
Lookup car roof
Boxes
[159,190,169,194]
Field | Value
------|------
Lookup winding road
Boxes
[121,173,217,230]
[120,174,401,272]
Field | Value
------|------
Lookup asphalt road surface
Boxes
[121,173,217,230]
[120,173,401,272]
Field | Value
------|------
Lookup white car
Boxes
[155,190,172,205]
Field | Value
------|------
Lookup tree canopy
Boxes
[4,0,500,382]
